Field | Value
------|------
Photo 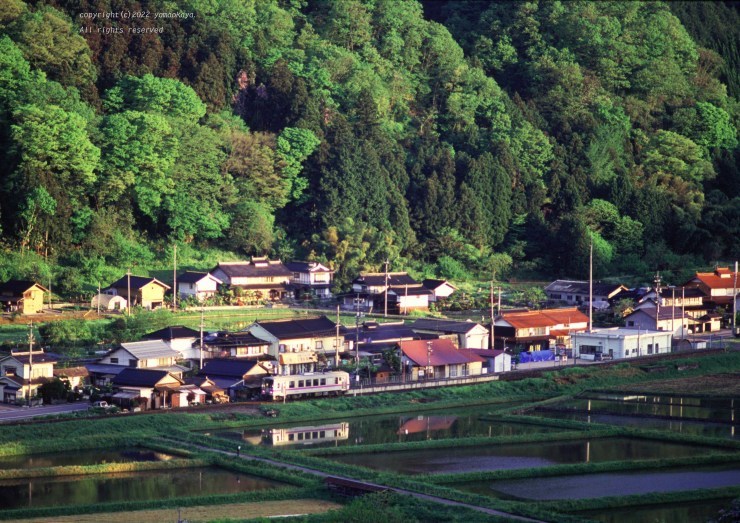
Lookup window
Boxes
[288,434,294,441]
[450,366,457,377]
[647,344,653,355]
[335,378,339,384]
[279,344,286,352]
[298,380,304,387]
[3,366,16,376]
[320,378,326,386]
[315,340,323,350]
[289,381,295,388]
[129,359,138,368]
[110,358,119,364]
[627,321,635,327]
[189,283,194,290]
[313,379,319,386]
[293,272,300,279]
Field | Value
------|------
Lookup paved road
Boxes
[173,439,546,523]
[0,403,88,423]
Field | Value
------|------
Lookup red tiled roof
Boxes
[499,308,588,329]
[692,269,739,290]
[399,339,485,367]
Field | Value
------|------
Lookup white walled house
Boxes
[422,279,457,302]
[99,340,188,378]
[177,272,222,302]
[286,261,334,298]
[0,350,57,403]
[574,328,672,360]
[143,326,200,361]
[411,319,490,349]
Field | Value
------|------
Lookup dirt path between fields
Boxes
[3,499,342,523]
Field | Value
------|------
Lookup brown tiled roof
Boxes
[499,308,588,329]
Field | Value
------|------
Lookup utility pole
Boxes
[384,259,389,318]
[355,294,361,369]
[48,277,52,311]
[654,272,662,329]
[127,268,132,316]
[671,286,676,339]
[199,306,205,370]
[681,286,685,341]
[588,239,593,333]
[173,244,177,311]
[27,323,34,405]
[97,282,101,316]
[335,305,340,368]
[490,281,494,349]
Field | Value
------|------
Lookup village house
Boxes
[685,267,740,308]
[544,280,628,309]
[398,339,484,381]
[411,319,490,349]
[110,368,190,410]
[493,307,590,352]
[53,366,89,392]
[211,257,292,301]
[198,359,270,400]
[573,328,672,360]
[104,275,170,309]
[347,272,431,314]
[421,279,457,303]
[624,305,717,337]
[248,316,351,375]
[203,331,271,359]
[143,326,201,362]
[286,261,334,299]
[88,340,188,386]
[182,375,228,403]
[343,321,428,364]
[463,349,512,373]
[0,349,57,403]
[176,271,222,303]
[0,280,48,314]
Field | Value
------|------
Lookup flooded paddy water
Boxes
[200,405,559,448]
[453,464,740,500]
[0,466,283,510]
[0,448,177,470]
[575,497,736,523]
[327,437,715,474]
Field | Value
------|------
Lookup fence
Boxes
[348,372,500,394]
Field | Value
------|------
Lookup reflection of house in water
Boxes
[261,422,350,446]
[397,416,457,437]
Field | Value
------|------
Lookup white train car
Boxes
[261,371,350,401]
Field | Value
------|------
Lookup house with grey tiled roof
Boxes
[211,257,292,301]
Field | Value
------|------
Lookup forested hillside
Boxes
[0,0,737,296]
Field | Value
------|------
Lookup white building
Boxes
[177,271,222,302]
[573,328,672,360]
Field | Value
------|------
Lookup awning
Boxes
[279,352,318,365]
[112,391,140,399]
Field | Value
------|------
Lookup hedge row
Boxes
[0,458,202,480]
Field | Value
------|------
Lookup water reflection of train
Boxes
[262,422,350,446]
[261,371,350,401]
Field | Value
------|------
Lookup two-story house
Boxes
[203,331,271,360]
[0,281,48,314]
[635,287,719,335]
[685,267,740,308]
[211,257,292,301]
[286,261,334,299]
[248,316,351,375]
[176,271,222,303]
[143,326,201,361]
[0,350,57,403]
[493,307,589,352]
[347,272,431,314]
[411,319,490,349]
[545,280,628,309]
[104,275,170,309]
[88,340,188,386]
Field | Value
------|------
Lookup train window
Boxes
[298,380,304,387]
[289,381,295,388]
[288,434,294,441]
[335,378,339,384]
[313,379,319,386]
[298,433,303,440]
[320,378,326,386]
[320,431,325,438]
[313,432,318,438]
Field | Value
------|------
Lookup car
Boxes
[91,401,109,409]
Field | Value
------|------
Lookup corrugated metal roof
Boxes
[120,340,179,360]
